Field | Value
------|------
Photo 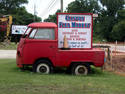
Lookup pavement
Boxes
[0,50,16,59]
[93,44,125,52]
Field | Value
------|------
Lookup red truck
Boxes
[16,22,105,75]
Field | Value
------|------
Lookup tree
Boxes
[100,0,124,16]
[110,9,125,41]
[97,0,125,41]
[0,0,41,25]
[66,0,100,14]
[0,0,28,14]
[111,20,125,41]
[44,10,61,23]
[12,7,41,25]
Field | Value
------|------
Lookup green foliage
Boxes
[44,10,61,23]
[0,0,28,14]
[67,0,100,13]
[111,20,125,41]
[117,9,125,21]
[100,0,124,16]
[0,42,17,50]
[110,9,125,41]
[12,7,41,25]
[98,0,125,41]
[0,0,41,25]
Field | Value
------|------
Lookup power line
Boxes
[48,0,59,11]
[40,0,58,17]
[48,0,57,10]
[40,0,55,17]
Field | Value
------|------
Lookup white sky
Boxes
[25,0,75,21]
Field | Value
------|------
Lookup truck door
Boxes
[23,28,57,64]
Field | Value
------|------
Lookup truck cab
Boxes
[17,22,105,75]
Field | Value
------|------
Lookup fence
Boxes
[93,44,125,72]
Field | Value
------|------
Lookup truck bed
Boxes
[55,48,105,67]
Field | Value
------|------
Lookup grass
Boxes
[0,42,17,50]
[0,59,125,94]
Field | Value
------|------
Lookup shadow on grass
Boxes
[88,67,105,76]
[13,66,105,76]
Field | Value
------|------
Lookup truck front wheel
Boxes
[71,64,89,75]
[33,60,53,74]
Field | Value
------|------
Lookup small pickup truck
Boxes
[16,22,105,75]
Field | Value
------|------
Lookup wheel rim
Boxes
[36,63,50,74]
[78,67,85,73]
[75,65,88,75]
[39,66,47,73]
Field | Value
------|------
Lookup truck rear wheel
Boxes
[33,60,53,74]
[71,64,89,75]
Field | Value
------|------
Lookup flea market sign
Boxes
[58,13,93,48]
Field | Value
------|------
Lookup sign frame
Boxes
[57,13,93,49]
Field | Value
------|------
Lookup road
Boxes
[111,45,125,52]
[0,50,16,59]
[93,44,125,52]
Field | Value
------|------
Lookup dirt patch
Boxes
[112,55,125,73]
[104,52,125,73]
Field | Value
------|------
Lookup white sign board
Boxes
[58,13,92,48]
[12,25,27,34]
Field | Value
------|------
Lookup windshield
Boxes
[22,27,32,38]
[25,27,32,35]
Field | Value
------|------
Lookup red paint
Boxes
[16,22,104,69]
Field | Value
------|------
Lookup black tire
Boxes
[71,63,90,75]
[33,60,53,74]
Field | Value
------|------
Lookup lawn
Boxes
[0,59,125,94]
[0,42,17,50]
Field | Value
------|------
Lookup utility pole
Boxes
[61,0,63,12]
[34,4,36,22]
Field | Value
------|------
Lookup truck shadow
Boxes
[16,66,104,76]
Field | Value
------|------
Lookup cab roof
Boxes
[28,22,57,28]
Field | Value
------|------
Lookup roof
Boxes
[28,22,57,28]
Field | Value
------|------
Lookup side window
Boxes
[34,29,55,40]
[29,29,37,38]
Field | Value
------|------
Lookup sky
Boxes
[25,0,75,21]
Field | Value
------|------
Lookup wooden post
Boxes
[123,40,125,48]
[115,40,117,55]
[110,49,113,71]
[108,47,110,61]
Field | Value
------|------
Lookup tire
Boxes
[33,60,53,74]
[71,64,90,75]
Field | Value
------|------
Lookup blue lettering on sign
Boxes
[59,22,70,28]
[65,15,85,21]
[72,22,90,28]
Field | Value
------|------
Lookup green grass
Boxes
[0,42,17,50]
[0,59,125,94]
